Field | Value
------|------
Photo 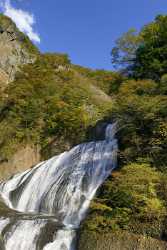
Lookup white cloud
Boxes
[2,0,40,43]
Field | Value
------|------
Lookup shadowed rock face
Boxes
[0,15,38,85]
[0,145,41,181]
[78,231,167,250]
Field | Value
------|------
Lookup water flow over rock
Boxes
[0,123,118,250]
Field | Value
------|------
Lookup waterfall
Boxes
[0,123,118,250]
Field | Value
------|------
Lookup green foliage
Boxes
[112,15,167,81]
[84,76,167,239]
[1,13,167,242]
[0,54,112,159]
[159,74,167,94]
[72,65,123,95]
[132,15,167,80]
[111,29,142,71]
[110,79,167,167]
[40,53,71,67]
[84,163,166,238]
[19,33,39,55]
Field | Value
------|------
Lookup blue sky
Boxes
[1,0,167,70]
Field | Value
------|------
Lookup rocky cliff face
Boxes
[0,145,41,181]
[0,15,40,179]
[0,14,38,87]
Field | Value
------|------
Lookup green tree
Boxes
[0,53,112,159]
[111,29,143,73]
[84,163,166,238]
[111,79,167,167]
[133,15,167,80]
[112,15,167,81]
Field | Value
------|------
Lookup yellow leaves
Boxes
[86,162,167,236]
[90,201,113,213]
[151,121,167,147]
[141,198,165,219]
[158,122,167,138]
[119,79,157,96]
[86,216,109,231]
[56,100,68,109]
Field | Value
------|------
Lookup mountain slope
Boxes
[0,15,116,180]
[1,14,167,249]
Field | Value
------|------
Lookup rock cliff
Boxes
[0,14,38,86]
[0,145,41,180]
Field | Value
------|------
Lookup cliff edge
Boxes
[0,14,39,87]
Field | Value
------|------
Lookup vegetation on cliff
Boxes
[0,53,115,160]
[83,164,167,238]
[0,14,39,56]
[0,14,167,243]
[82,15,167,241]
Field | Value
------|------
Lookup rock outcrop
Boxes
[0,14,38,86]
[0,145,41,180]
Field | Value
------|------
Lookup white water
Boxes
[5,220,46,250]
[43,230,76,250]
[0,124,118,250]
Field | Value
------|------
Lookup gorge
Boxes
[0,124,118,250]
[1,12,167,250]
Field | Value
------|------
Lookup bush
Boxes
[110,79,167,167]
[0,54,112,159]
[84,163,166,238]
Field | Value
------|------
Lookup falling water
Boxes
[0,123,118,250]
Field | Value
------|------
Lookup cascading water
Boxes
[0,123,118,250]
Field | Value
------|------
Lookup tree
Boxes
[111,29,143,74]
[112,15,167,81]
[133,15,167,80]
[111,79,167,166]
